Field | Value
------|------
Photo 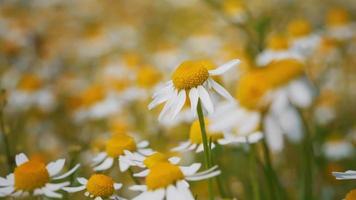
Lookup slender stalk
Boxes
[128,168,140,185]
[249,144,260,200]
[0,90,13,171]
[196,100,214,200]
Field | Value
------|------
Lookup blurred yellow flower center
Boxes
[287,19,311,38]
[14,160,50,191]
[189,119,223,143]
[18,75,42,92]
[146,162,184,190]
[86,174,114,198]
[235,71,271,110]
[223,0,245,16]
[327,8,349,26]
[265,59,304,87]
[172,60,212,90]
[81,85,105,107]
[105,134,137,157]
[144,152,169,169]
[137,66,161,88]
[267,35,289,50]
[345,189,356,200]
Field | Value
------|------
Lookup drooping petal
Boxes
[133,189,165,200]
[179,163,201,176]
[15,153,29,166]
[134,169,150,177]
[46,159,65,177]
[45,182,70,191]
[189,88,199,116]
[114,183,123,190]
[93,158,114,171]
[92,152,107,166]
[208,59,240,76]
[53,164,80,180]
[168,157,181,164]
[77,177,88,185]
[197,86,214,114]
[209,79,234,101]
[130,185,147,192]
[169,90,186,120]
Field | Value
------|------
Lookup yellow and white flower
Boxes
[325,8,355,41]
[0,153,80,198]
[63,174,124,200]
[130,162,220,200]
[91,133,154,172]
[148,59,240,121]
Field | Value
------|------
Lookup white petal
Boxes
[42,187,62,198]
[189,88,199,116]
[177,181,194,200]
[158,90,178,121]
[186,170,221,181]
[169,90,186,120]
[247,132,264,143]
[130,185,147,192]
[180,163,201,176]
[277,107,303,142]
[95,196,103,200]
[0,177,11,186]
[15,153,29,166]
[138,149,155,156]
[114,183,123,190]
[209,79,233,101]
[264,114,284,152]
[197,86,214,114]
[188,143,197,151]
[148,91,171,110]
[53,164,80,180]
[62,186,86,193]
[47,159,65,177]
[168,157,181,165]
[288,79,314,108]
[137,141,149,148]
[167,185,188,200]
[0,186,14,195]
[196,144,204,153]
[189,165,219,177]
[209,59,240,76]
[45,182,70,191]
[92,152,107,166]
[171,141,191,152]
[133,189,165,200]
[119,157,130,172]
[94,158,114,171]
[77,177,88,185]
[134,169,150,177]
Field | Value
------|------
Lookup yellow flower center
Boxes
[172,60,212,90]
[105,134,137,157]
[86,174,115,198]
[265,59,304,87]
[14,160,50,191]
[235,71,271,110]
[136,66,162,88]
[189,119,223,143]
[267,35,289,50]
[287,19,311,38]
[81,85,105,107]
[143,152,169,169]
[326,8,349,26]
[146,162,184,190]
[345,189,356,200]
[223,0,245,16]
[17,75,42,92]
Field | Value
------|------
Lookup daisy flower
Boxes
[63,174,124,200]
[0,153,80,198]
[130,162,221,200]
[256,35,304,66]
[91,133,154,172]
[172,118,242,153]
[148,59,240,121]
[325,8,355,41]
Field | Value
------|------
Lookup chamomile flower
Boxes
[0,153,80,198]
[323,134,353,161]
[172,118,233,153]
[91,133,154,172]
[256,35,304,66]
[287,19,321,57]
[130,162,220,200]
[325,8,355,41]
[63,174,124,200]
[148,59,240,121]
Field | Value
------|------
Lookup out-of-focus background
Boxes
[0,0,355,199]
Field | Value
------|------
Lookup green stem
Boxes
[196,100,214,200]
[0,97,13,171]
[128,168,140,185]
[249,144,260,200]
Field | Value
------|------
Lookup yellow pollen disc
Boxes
[105,134,137,157]
[345,189,356,200]
[81,85,105,107]
[18,74,42,92]
[223,0,245,16]
[86,174,115,198]
[235,71,271,110]
[189,119,223,144]
[265,59,304,87]
[287,19,311,38]
[14,160,50,191]
[143,152,169,169]
[136,66,162,88]
[146,162,184,190]
[326,8,349,26]
[172,60,212,90]
[267,35,289,50]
